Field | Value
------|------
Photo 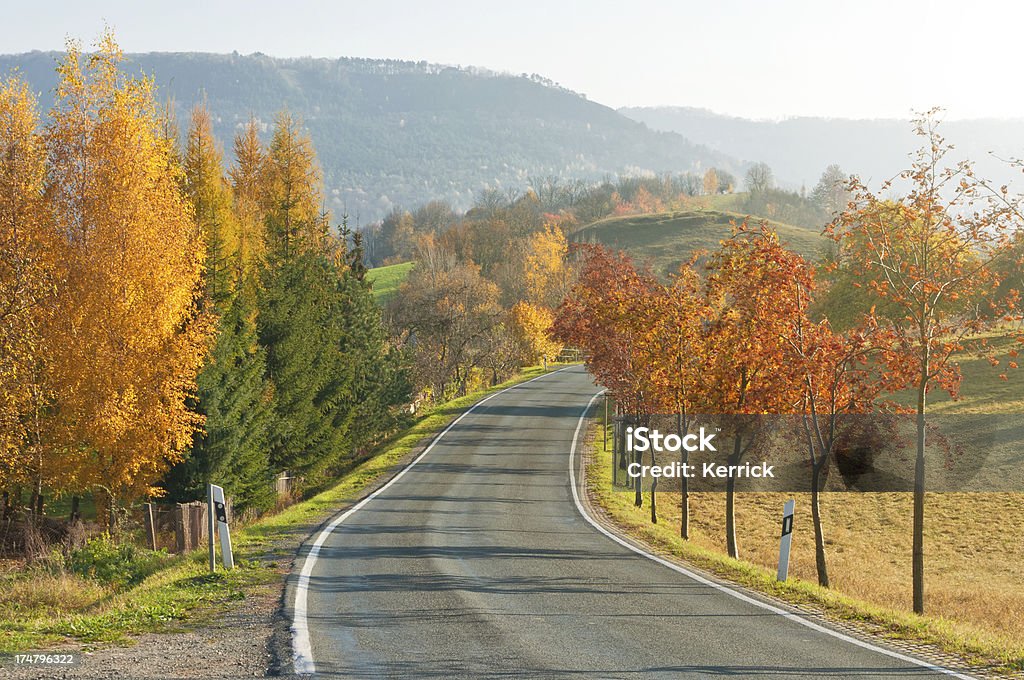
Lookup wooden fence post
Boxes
[143,503,157,551]
[175,503,188,554]
[188,502,207,551]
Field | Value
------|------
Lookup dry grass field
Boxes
[656,490,1024,642]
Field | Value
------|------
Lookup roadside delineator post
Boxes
[777,499,795,582]
[207,483,234,571]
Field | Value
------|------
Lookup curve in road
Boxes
[290,365,970,679]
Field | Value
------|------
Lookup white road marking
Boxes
[567,390,975,680]
[291,368,570,675]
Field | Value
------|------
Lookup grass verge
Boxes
[0,363,565,655]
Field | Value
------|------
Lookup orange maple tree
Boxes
[701,224,806,559]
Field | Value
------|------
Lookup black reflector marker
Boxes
[777,499,795,582]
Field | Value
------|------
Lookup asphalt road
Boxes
[291,365,964,679]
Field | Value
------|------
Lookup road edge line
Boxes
[567,390,975,680]
[290,366,572,675]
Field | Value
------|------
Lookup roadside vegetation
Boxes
[586,419,1024,674]
[0,364,561,654]
[1,30,572,564]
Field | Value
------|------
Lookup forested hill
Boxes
[1,51,741,221]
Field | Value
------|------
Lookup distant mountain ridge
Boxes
[620,106,1024,193]
[0,51,744,222]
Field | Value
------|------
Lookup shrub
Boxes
[67,535,171,589]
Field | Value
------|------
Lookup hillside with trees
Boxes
[554,112,1024,626]
[0,51,743,222]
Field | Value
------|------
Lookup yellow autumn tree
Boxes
[0,76,54,493]
[703,168,719,196]
[185,103,241,304]
[524,222,569,308]
[511,222,570,363]
[230,118,267,278]
[510,301,562,364]
[263,111,325,256]
[44,33,212,524]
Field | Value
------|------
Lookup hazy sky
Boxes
[4,0,1023,120]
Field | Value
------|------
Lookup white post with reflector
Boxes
[777,499,795,582]
[207,483,234,571]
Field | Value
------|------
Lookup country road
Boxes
[287,365,967,679]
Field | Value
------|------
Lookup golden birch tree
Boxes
[0,76,54,493]
[44,34,212,523]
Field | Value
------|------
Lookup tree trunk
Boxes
[107,490,118,534]
[650,447,657,524]
[634,430,643,507]
[725,434,742,559]
[630,413,638,503]
[913,381,927,614]
[811,463,829,588]
[616,412,629,475]
[678,410,689,540]
[725,476,737,558]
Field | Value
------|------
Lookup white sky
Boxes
[4,0,1023,120]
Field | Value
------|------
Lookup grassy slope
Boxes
[587,348,1024,674]
[574,209,825,277]
[366,261,413,306]
[0,364,560,654]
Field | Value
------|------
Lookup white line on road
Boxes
[567,390,974,680]
[291,367,570,675]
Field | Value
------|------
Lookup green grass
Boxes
[0,550,270,654]
[0,363,565,654]
[573,209,826,277]
[366,261,413,306]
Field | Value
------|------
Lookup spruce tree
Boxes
[338,237,411,452]
[166,289,274,512]
[258,248,354,482]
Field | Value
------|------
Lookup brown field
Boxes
[652,489,1024,642]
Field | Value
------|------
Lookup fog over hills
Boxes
[0,51,743,222]
[620,106,1024,193]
